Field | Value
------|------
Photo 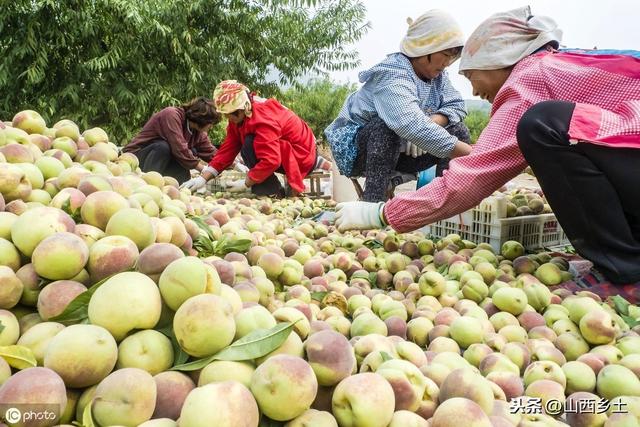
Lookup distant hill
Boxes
[465,99,491,112]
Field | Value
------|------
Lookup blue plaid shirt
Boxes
[326,53,466,158]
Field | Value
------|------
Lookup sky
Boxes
[329,0,640,99]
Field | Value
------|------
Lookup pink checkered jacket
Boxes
[384,50,640,233]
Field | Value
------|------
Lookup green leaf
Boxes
[171,321,297,371]
[82,399,96,427]
[621,314,640,328]
[363,239,382,249]
[368,272,377,286]
[0,345,37,369]
[193,235,215,258]
[156,324,189,367]
[49,271,126,324]
[213,238,252,256]
[612,295,631,316]
[380,351,393,362]
[311,291,327,302]
[214,320,298,361]
[187,214,215,241]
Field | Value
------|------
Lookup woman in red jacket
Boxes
[123,97,220,183]
[181,80,330,196]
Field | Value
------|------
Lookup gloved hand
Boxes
[180,176,207,192]
[405,141,426,158]
[334,201,386,232]
[227,179,248,193]
[233,162,249,173]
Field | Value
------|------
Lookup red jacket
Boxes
[209,98,316,193]
[123,107,216,170]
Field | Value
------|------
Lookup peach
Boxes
[159,256,221,311]
[16,321,65,366]
[331,373,395,427]
[173,294,235,357]
[0,367,67,426]
[87,235,139,282]
[251,355,318,421]
[37,280,87,320]
[44,324,118,388]
[152,371,195,420]
[11,206,75,257]
[92,368,156,427]
[117,330,173,374]
[31,232,89,280]
[179,381,259,427]
[88,271,162,341]
[304,330,356,386]
[0,266,23,309]
[137,243,185,282]
[439,368,495,414]
[80,190,130,230]
[431,397,493,427]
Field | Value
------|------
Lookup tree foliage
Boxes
[464,109,490,143]
[281,78,356,145]
[0,0,368,144]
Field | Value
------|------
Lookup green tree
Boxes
[281,78,356,144]
[0,0,368,144]
[464,109,490,143]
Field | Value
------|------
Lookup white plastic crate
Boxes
[206,170,246,193]
[421,195,569,252]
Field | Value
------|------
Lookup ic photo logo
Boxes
[4,407,21,424]
[1,404,58,425]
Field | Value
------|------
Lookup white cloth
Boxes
[233,162,249,174]
[335,201,386,232]
[399,9,465,58]
[459,6,562,72]
[180,176,207,192]
[226,179,248,193]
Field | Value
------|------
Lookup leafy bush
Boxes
[281,79,357,145]
[0,0,368,145]
[464,109,490,144]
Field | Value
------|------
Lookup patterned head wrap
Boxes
[399,9,465,58]
[459,6,562,72]
[213,80,253,117]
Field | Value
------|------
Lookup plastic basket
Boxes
[421,195,569,252]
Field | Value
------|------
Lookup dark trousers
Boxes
[517,100,640,284]
[133,139,191,183]
[240,134,319,197]
[240,135,286,197]
[352,117,471,202]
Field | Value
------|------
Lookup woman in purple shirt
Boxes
[123,97,221,182]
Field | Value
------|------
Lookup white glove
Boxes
[406,142,426,158]
[226,179,248,193]
[334,201,386,232]
[180,176,207,192]
[233,162,249,173]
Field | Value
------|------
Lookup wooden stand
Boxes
[304,172,331,199]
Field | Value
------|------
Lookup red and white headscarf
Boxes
[459,6,562,72]
[213,80,253,117]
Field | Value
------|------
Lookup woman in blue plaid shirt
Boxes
[325,9,472,202]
